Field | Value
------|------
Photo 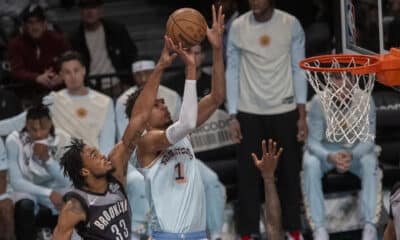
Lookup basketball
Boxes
[166,8,207,48]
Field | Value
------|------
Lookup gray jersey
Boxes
[140,137,206,233]
[64,176,131,240]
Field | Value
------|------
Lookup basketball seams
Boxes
[174,19,207,34]
[171,14,199,45]
[166,8,207,47]
[167,16,178,45]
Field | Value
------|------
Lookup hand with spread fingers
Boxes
[252,139,284,240]
[252,139,283,180]
[207,4,225,49]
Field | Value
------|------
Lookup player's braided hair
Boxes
[124,87,143,120]
[60,138,85,188]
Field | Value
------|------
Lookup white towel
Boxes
[10,131,59,182]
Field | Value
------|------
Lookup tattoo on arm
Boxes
[127,141,136,153]
[69,198,84,214]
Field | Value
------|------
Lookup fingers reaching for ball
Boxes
[163,35,196,67]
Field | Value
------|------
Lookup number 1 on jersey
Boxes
[175,162,187,183]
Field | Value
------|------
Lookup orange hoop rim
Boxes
[299,54,381,75]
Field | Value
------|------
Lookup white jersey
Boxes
[139,137,206,233]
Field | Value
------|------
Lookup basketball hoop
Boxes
[300,48,400,144]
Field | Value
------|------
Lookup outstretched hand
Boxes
[252,139,283,180]
[207,5,225,49]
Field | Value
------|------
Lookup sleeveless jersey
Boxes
[140,137,206,233]
[64,176,132,240]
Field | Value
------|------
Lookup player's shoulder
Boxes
[64,189,91,211]
[60,195,87,222]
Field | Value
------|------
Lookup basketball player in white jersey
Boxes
[129,5,225,239]
[52,38,179,240]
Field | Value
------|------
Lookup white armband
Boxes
[166,80,198,144]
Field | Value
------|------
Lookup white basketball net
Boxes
[303,57,375,144]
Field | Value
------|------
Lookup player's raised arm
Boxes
[252,139,284,240]
[53,198,87,240]
[197,5,225,127]
[136,39,199,166]
[109,39,177,185]
[123,41,178,148]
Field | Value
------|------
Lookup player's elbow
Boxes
[212,88,225,106]
[183,120,197,132]
[215,92,225,106]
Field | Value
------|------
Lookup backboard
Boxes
[382,0,400,52]
[340,0,400,54]
[340,0,383,54]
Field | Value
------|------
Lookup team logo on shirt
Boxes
[76,107,88,118]
[109,183,120,193]
[161,147,193,165]
[93,199,129,230]
[259,35,270,47]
